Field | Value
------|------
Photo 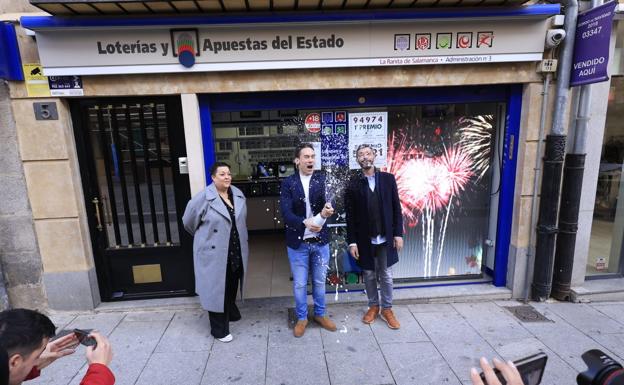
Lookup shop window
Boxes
[212,102,502,281]
[588,76,624,276]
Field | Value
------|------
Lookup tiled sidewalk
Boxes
[29,299,624,385]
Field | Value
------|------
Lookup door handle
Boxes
[178,157,189,174]
[92,197,103,232]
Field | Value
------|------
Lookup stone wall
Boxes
[9,62,543,99]
[0,0,39,14]
[0,81,47,310]
[10,96,101,310]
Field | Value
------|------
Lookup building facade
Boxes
[0,0,621,310]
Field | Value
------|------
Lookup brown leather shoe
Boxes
[362,305,380,324]
[313,315,337,332]
[380,308,400,329]
[293,319,308,337]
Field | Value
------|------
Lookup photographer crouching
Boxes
[0,309,114,385]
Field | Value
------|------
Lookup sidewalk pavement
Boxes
[28,296,624,385]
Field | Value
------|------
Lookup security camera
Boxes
[545,29,566,48]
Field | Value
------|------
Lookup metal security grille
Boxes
[87,103,180,249]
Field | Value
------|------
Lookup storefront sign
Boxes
[29,18,550,76]
[570,1,617,87]
[348,112,388,169]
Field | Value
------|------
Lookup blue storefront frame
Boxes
[199,84,521,287]
[0,22,24,81]
[21,4,560,29]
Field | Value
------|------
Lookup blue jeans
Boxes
[287,243,330,320]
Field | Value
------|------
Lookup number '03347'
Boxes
[582,26,602,39]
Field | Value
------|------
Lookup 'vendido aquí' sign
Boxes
[570,1,617,87]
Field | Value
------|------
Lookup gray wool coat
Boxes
[182,183,248,312]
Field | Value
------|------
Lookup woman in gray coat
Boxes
[182,162,249,343]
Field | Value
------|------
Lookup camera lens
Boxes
[602,370,624,385]
[577,350,624,385]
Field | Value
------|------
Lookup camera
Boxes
[479,352,547,385]
[545,29,566,48]
[577,350,624,385]
[73,328,97,348]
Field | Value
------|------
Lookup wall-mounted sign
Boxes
[23,63,50,97]
[570,1,617,87]
[30,18,550,76]
[348,112,388,169]
[48,75,84,96]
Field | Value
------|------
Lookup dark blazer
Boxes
[280,171,330,249]
[344,170,403,270]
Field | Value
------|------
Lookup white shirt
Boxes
[300,173,325,239]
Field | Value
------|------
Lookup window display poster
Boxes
[312,141,322,170]
[320,111,348,167]
[348,111,388,169]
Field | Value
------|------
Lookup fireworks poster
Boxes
[348,111,388,169]
[383,108,497,279]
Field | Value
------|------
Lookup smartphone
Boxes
[479,352,548,385]
[73,328,97,348]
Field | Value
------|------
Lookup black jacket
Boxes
[344,170,403,270]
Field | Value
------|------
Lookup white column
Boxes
[181,93,206,196]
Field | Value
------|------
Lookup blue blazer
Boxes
[344,170,403,270]
[280,171,330,249]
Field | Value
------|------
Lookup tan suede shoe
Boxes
[362,305,380,324]
[380,308,400,329]
[293,319,308,337]
[313,315,337,332]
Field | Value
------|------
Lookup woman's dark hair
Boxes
[210,161,231,176]
[0,309,56,357]
[294,143,315,159]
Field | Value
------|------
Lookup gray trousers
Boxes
[363,243,393,309]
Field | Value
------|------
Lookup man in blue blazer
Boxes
[280,143,337,337]
[345,144,404,329]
